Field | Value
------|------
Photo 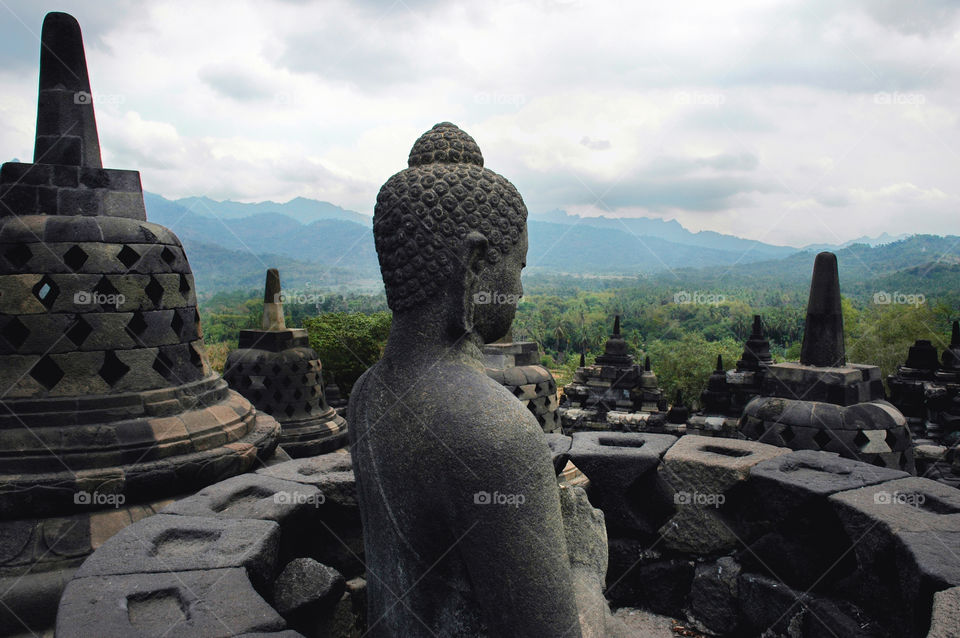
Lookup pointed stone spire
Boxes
[262,268,286,330]
[738,314,772,371]
[596,314,631,366]
[34,12,102,167]
[667,389,689,424]
[800,252,845,367]
[644,355,651,371]
[702,354,731,413]
[579,350,586,367]
[941,320,960,371]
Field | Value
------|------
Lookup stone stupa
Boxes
[223,269,348,456]
[726,314,773,414]
[739,253,914,471]
[561,316,642,413]
[638,355,667,412]
[560,316,672,433]
[0,13,280,632]
[483,331,561,433]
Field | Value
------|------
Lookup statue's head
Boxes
[373,122,528,343]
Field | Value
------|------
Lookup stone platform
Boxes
[52,435,960,637]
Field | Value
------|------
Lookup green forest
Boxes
[199,274,957,408]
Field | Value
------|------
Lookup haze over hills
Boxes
[530,209,797,260]
[173,195,369,225]
[143,193,959,301]
[801,232,909,252]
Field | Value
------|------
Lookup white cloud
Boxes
[1,0,960,246]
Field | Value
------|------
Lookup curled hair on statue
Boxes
[373,123,527,315]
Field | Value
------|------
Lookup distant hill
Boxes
[801,232,908,252]
[530,209,797,260]
[525,220,790,272]
[180,239,382,301]
[649,235,960,301]
[145,193,379,274]
[143,193,958,302]
[173,195,370,225]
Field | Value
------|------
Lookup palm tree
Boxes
[554,323,566,356]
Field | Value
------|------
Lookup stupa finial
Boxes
[800,252,845,367]
[35,12,101,167]
[262,268,286,331]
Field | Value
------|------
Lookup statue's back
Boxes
[349,366,489,637]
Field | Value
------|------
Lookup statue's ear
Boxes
[450,232,488,336]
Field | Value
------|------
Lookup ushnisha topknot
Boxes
[407,121,484,167]
[373,122,527,313]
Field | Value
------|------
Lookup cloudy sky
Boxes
[1,0,959,247]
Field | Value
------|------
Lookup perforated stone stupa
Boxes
[0,13,280,632]
[739,252,914,472]
[223,269,348,456]
[484,337,561,433]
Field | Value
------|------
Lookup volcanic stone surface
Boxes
[223,269,347,457]
[56,568,285,638]
[0,12,280,634]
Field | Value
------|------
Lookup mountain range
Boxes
[142,193,955,299]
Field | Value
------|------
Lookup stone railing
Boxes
[55,451,364,637]
[564,432,960,638]
[54,435,960,637]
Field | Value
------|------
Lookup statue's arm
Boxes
[451,410,584,638]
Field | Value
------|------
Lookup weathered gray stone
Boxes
[926,586,960,638]
[272,558,345,617]
[557,485,631,637]
[830,477,960,637]
[658,435,790,553]
[800,252,845,367]
[0,15,282,634]
[544,433,572,474]
[256,453,355,507]
[687,556,741,635]
[74,514,279,589]
[224,270,348,457]
[568,431,676,535]
[750,450,909,522]
[802,597,889,638]
[738,572,807,636]
[604,540,694,616]
[351,122,616,637]
[56,568,285,638]
[159,473,323,522]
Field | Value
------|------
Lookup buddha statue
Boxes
[349,123,627,637]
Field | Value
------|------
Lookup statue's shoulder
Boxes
[346,364,382,423]
[433,366,546,453]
